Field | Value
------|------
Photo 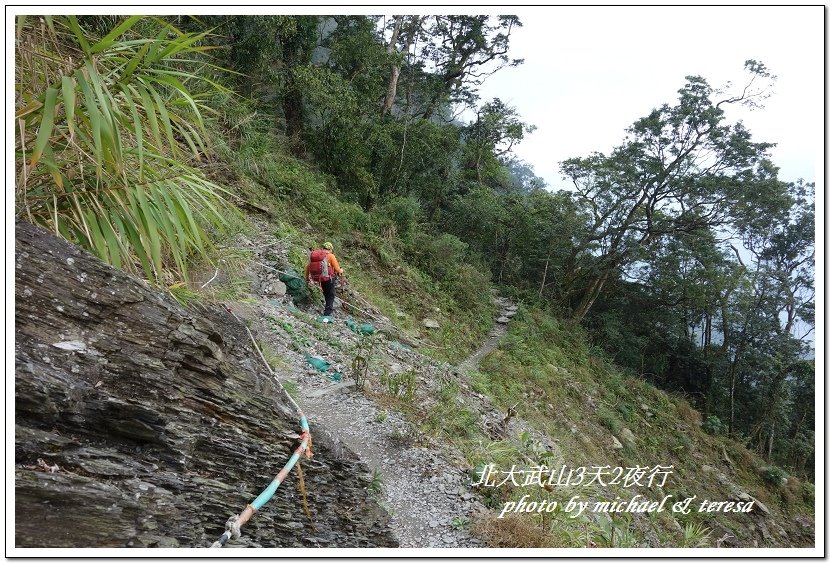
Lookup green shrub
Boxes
[597,407,623,434]
[760,465,787,488]
[701,415,724,435]
[801,481,815,506]
[373,196,422,239]
[407,232,468,280]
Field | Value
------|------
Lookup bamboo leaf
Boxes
[134,185,162,275]
[136,83,162,150]
[123,40,151,80]
[144,23,170,66]
[98,213,123,269]
[148,85,177,154]
[29,87,59,167]
[40,143,64,189]
[75,69,104,178]
[120,84,145,177]
[83,208,109,262]
[16,15,27,41]
[15,99,43,120]
[157,29,210,60]
[149,74,204,129]
[153,184,187,275]
[119,211,155,281]
[66,16,91,56]
[89,15,142,54]
[61,75,76,139]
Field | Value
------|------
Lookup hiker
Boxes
[305,242,345,317]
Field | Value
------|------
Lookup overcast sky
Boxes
[469,5,824,192]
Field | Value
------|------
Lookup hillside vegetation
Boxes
[14,15,815,549]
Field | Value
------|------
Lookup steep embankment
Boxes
[215,214,814,549]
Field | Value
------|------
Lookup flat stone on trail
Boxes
[495,316,510,324]
[304,381,356,398]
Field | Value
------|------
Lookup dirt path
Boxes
[235,225,518,548]
[300,391,483,548]
[457,295,516,373]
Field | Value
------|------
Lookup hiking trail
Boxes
[230,226,523,548]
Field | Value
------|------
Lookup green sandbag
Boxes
[278,267,309,303]
[346,318,376,335]
[305,354,330,372]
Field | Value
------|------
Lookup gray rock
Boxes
[13,221,397,549]
[422,318,440,329]
[495,316,510,324]
[269,280,287,297]
[737,492,770,515]
[619,427,636,446]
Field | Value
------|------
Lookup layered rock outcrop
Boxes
[14,221,396,548]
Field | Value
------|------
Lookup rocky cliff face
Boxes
[14,221,397,548]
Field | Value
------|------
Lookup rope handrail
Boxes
[210,309,313,548]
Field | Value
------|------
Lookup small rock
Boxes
[737,492,770,515]
[495,316,510,324]
[611,436,624,449]
[52,340,87,352]
[619,427,636,446]
[269,281,287,297]
[422,319,440,329]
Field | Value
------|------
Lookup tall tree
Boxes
[415,15,523,120]
[462,98,536,185]
[381,15,422,115]
[560,61,780,322]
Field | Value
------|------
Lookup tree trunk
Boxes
[727,350,742,436]
[538,255,550,299]
[381,16,403,115]
[284,76,305,155]
[14,221,396,548]
[572,268,611,323]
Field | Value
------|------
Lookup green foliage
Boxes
[15,15,236,284]
[368,468,384,497]
[371,196,422,240]
[800,482,815,506]
[593,513,638,548]
[702,415,724,435]
[760,465,787,488]
[597,407,623,434]
[282,380,299,399]
[680,522,712,548]
[451,516,471,530]
[168,283,201,306]
[379,368,418,403]
[351,333,379,389]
